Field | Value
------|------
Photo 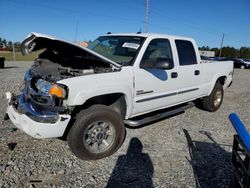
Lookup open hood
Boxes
[21,32,121,69]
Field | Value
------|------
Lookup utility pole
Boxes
[12,43,16,61]
[145,0,149,33]
[74,20,79,43]
[219,33,225,58]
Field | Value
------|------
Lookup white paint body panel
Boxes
[58,67,134,119]
[59,33,233,119]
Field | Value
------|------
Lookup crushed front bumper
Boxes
[6,93,71,139]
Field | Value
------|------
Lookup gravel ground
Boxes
[0,61,250,187]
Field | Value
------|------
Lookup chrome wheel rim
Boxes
[213,90,222,107]
[83,121,115,154]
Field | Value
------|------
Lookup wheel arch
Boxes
[208,75,227,95]
[216,76,227,87]
[72,92,131,119]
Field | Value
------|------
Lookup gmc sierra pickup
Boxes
[6,32,233,160]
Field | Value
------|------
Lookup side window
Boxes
[175,40,197,66]
[140,39,173,68]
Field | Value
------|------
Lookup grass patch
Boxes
[0,51,42,61]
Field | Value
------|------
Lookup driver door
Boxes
[133,38,180,116]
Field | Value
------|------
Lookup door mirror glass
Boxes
[154,58,174,69]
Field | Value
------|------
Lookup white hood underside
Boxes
[21,32,121,69]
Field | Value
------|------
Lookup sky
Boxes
[0,0,249,48]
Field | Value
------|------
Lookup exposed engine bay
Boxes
[30,49,115,82]
[20,49,117,113]
[15,33,122,113]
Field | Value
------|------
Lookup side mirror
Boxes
[154,58,174,70]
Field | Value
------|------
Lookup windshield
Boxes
[88,36,145,65]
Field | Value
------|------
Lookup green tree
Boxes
[221,46,238,58]
[199,46,210,51]
[2,39,7,48]
[14,42,21,52]
[6,41,13,51]
[210,48,220,56]
[239,47,250,58]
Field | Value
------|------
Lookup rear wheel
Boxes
[67,105,126,160]
[201,83,224,112]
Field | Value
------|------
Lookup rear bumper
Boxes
[6,93,71,139]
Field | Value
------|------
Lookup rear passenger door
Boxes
[175,40,203,102]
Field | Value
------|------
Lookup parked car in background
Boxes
[209,57,223,61]
[200,56,230,64]
[200,55,214,61]
[233,58,250,69]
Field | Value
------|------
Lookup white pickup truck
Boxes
[6,32,233,160]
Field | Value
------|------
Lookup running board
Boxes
[124,102,194,127]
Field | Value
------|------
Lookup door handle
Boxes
[171,72,178,78]
[195,70,200,76]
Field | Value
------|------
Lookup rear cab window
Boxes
[175,40,197,66]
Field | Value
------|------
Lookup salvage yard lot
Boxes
[0,61,250,187]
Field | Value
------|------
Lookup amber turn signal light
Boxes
[48,84,66,98]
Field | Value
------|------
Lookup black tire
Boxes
[201,83,224,112]
[67,105,126,160]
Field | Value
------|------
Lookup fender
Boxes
[58,67,134,119]
[73,87,133,119]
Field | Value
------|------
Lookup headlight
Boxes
[48,84,67,99]
[36,79,53,94]
[36,79,67,99]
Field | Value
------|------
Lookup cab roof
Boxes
[102,32,194,41]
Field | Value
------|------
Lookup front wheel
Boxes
[201,83,224,112]
[67,105,126,160]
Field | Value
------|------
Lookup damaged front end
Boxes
[6,68,71,138]
[11,68,68,124]
[6,32,120,139]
